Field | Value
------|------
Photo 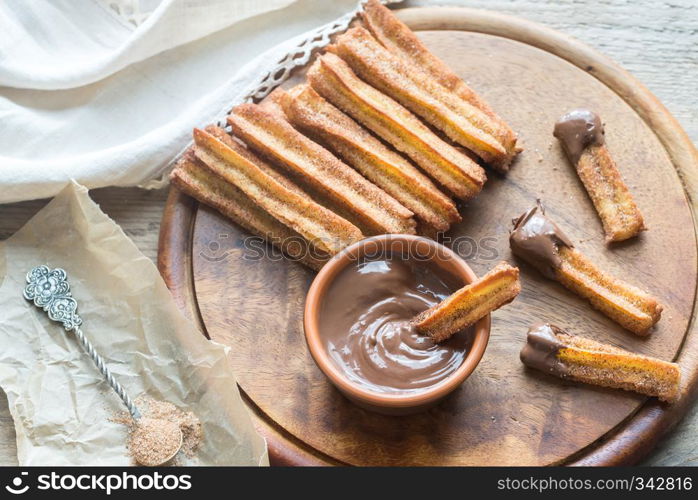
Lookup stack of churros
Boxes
[171,0,519,269]
[227,98,416,237]
[307,53,487,200]
[172,151,327,271]
[360,0,518,166]
[171,126,363,269]
[280,84,461,235]
[329,26,512,169]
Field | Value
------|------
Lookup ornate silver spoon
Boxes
[23,265,182,465]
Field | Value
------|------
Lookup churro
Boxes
[510,203,662,335]
[203,125,307,197]
[307,53,486,199]
[281,83,460,233]
[521,323,680,402]
[554,109,645,242]
[330,26,511,169]
[414,262,521,342]
[191,127,363,255]
[360,0,518,169]
[227,100,417,236]
[170,152,329,270]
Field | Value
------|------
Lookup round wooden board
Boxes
[157,7,698,466]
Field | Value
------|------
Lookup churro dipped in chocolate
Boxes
[521,324,680,402]
[554,109,645,242]
[171,151,330,271]
[510,204,662,335]
[414,262,521,343]
[191,127,363,256]
[280,84,460,234]
[227,100,416,236]
[330,27,511,169]
[360,0,518,169]
[307,53,486,200]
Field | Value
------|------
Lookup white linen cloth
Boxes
[0,0,363,203]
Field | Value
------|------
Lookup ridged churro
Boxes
[307,53,486,200]
[360,0,518,169]
[330,26,511,169]
[413,262,521,342]
[510,203,662,335]
[192,127,363,255]
[227,100,417,236]
[521,323,680,402]
[203,125,308,197]
[554,109,645,242]
[170,152,329,271]
[280,83,460,233]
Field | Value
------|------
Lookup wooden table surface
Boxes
[1,0,696,466]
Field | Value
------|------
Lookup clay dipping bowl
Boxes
[304,234,491,415]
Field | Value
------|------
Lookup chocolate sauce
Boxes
[520,323,569,376]
[553,109,605,164]
[509,203,574,279]
[318,256,471,394]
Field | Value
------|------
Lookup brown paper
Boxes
[0,182,268,465]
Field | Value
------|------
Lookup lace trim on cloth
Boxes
[138,0,403,190]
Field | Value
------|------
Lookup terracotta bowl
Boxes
[304,234,491,415]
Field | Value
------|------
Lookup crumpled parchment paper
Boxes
[0,181,268,465]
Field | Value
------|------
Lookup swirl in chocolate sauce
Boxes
[553,109,605,164]
[318,257,471,394]
[509,203,574,279]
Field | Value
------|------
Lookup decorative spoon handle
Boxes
[23,266,141,420]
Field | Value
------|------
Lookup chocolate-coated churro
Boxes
[510,203,662,335]
[521,323,680,402]
[554,109,645,242]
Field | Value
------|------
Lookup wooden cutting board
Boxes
[157,7,698,465]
